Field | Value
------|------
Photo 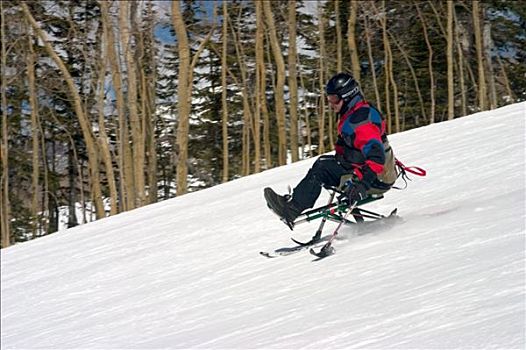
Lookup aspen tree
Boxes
[26,23,40,237]
[22,3,106,219]
[454,10,468,117]
[119,2,145,206]
[172,1,191,195]
[373,1,399,133]
[387,30,426,124]
[298,61,313,159]
[138,1,157,204]
[473,0,487,111]
[447,0,454,120]
[415,2,436,124]
[252,2,262,172]
[262,1,287,166]
[496,55,514,101]
[288,0,299,163]
[95,32,118,215]
[317,1,326,154]
[335,0,342,73]
[172,1,214,194]
[255,1,271,169]
[100,0,135,211]
[221,0,229,181]
[484,23,497,109]
[362,9,381,110]
[347,0,360,82]
[229,11,253,176]
[0,0,8,247]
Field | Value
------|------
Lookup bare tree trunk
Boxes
[330,0,339,149]
[428,1,446,36]
[318,1,326,154]
[379,7,391,132]
[100,1,134,211]
[484,23,497,109]
[172,1,214,194]
[387,51,400,133]
[288,0,299,163]
[298,63,312,159]
[457,57,468,117]
[96,39,118,215]
[119,2,145,206]
[137,1,157,205]
[256,2,271,169]
[261,79,272,168]
[263,1,287,165]
[447,0,455,120]
[363,10,381,110]
[22,3,105,219]
[230,13,253,176]
[457,50,467,116]
[98,2,119,215]
[39,112,49,234]
[415,2,435,124]
[347,0,360,82]
[335,0,342,73]
[386,20,400,131]
[473,0,487,111]
[388,30,426,124]
[496,54,514,101]
[47,108,85,226]
[1,0,10,247]
[26,24,40,238]
[67,144,79,227]
[252,1,262,172]
[172,1,191,195]
[145,85,157,204]
[464,51,479,100]
[454,11,468,117]
[221,1,229,181]
[376,1,398,133]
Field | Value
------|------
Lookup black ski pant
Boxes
[292,155,351,211]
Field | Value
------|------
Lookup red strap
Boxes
[395,159,426,177]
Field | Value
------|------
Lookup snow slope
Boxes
[2,103,525,349]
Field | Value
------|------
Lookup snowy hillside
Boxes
[2,103,525,349]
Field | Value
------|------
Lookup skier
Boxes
[264,72,397,227]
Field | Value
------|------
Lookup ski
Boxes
[309,208,399,259]
[309,243,336,259]
[259,245,308,258]
[308,202,358,259]
[259,240,324,258]
[262,209,399,259]
[290,231,322,246]
[262,185,399,260]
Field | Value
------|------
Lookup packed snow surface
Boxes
[2,103,525,349]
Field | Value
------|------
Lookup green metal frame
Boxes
[294,195,383,226]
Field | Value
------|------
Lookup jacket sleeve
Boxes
[344,108,386,188]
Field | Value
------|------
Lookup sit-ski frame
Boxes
[290,188,394,247]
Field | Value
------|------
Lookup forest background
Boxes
[1,0,524,248]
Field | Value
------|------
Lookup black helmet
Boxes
[325,73,361,102]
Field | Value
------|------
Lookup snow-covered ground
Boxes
[2,103,525,349]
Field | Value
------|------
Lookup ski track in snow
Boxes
[1,102,525,349]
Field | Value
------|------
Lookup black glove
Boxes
[344,181,368,206]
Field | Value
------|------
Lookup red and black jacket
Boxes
[334,99,389,189]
